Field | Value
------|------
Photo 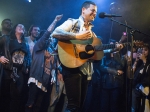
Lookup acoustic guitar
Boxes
[58,36,144,68]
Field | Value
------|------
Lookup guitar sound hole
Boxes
[85,45,95,54]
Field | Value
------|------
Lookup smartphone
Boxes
[137,48,142,54]
[137,48,142,59]
[127,51,131,57]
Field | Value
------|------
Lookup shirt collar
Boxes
[29,36,37,43]
[79,16,94,27]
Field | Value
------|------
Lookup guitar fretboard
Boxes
[95,44,116,50]
[95,42,132,51]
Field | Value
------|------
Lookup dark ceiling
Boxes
[0,0,150,43]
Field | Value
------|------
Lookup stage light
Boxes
[28,0,31,2]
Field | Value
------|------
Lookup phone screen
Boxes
[127,51,131,57]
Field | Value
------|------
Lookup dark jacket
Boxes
[0,35,13,70]
[29,31,52,82]
[0,35,30,93]
[100,52,126,88]
[133,62,150,88]
[0,35,30,70]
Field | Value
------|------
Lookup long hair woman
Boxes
[0,24,30,112]
[132,41,150,112]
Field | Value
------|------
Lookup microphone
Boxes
[99,12,122,18]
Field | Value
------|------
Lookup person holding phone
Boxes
[131,41,150,112]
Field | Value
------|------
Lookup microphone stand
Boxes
[109,18,150,112]
[110,18,150,37]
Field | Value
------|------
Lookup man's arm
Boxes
[52,19,76,40]
[34,15,63,51]
[0,36,9,64]
[47,15,63,33]
[52,29,76,41]
[99,57,124,75]
[52,19,92,41]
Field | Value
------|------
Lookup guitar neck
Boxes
[95,42,131,51]
[95,44,116,51]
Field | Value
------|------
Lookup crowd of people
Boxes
[0,1,150,112]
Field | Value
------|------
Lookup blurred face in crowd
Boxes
[15,24,25,35]
[2,19,13,32]
[31,27,40,38]
[142,47,149,57]
[132,47,137,59]
[138,47,149,61]
[82,4,97,22]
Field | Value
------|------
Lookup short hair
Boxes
[82,1,96,8]
[1,18,11,25]
[28,25,40,36]
[81,1,96,13]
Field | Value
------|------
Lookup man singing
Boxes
[52,1,122,112]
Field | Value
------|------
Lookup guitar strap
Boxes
[70,19,80,33]
[69,19,81,58]
[70,19,95,59]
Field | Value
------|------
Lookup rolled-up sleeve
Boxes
[55,19,73,32]
[52,19,76,40]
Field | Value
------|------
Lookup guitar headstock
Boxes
[133,40,147,48]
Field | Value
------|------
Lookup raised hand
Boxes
[75,30,92,40]
[55,14,63,22]
[47,14,63,32]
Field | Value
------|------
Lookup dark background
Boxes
[0,0,150,43]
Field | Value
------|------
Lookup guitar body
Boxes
[58,37,104,68]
